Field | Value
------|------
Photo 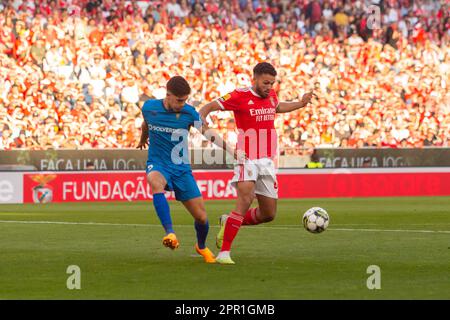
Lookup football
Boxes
[302,207,330,233]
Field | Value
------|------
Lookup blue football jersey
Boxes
[141,99,201,171]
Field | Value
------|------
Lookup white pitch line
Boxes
[330,228,450,234]
[0,220,151,228]
[0,220,449,234]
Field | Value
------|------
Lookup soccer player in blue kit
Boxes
[137,76,237,264]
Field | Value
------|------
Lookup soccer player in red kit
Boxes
[199,62,315,264]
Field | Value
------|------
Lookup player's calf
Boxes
[242,207,276,225]
[254,194,277,224]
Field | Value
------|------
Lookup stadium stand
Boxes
[0,0,448,153]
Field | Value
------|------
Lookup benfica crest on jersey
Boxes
[269,96,276,107]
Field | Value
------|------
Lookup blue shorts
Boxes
[146,162,201,202]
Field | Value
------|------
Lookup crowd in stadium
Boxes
[0,0,449,153]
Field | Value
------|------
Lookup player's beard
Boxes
[260,91,270,98]
[255,86,269,98]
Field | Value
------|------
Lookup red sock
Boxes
[242,207,260,225]
[221,212,244,252]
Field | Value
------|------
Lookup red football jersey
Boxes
[216,87,279,159]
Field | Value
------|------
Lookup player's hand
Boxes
[137,140,148,150]
[301,91,317,106]
[234,149,247,164]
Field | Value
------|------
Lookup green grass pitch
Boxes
[0,196,449,299]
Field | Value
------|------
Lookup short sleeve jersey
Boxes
[141,99,201,171]
[216,87,279,159]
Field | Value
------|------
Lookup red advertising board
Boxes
[23,171,237,203]
[23,168,450,203]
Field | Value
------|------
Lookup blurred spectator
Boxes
[85,161,95,170]
[305,149,324,168]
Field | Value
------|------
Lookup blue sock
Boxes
[195,220,209,249]
[153,193,174,235]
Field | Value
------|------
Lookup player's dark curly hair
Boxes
[167,76,191,97]
[253,62,277,77]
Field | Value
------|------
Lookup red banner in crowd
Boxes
[22,169,450,203]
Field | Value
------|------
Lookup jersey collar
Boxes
[249,87,262,98]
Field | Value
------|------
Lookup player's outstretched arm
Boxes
[198,100,222,124]
[137,120,149,150]
[194,119,246,162]
[199,101,234,156]
[198,101,246,161]
[198,123,236,158]
[276,91,317,113]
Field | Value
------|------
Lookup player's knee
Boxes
[262,214,275,223]
[194,208,208,224]
[150,181,165,194]
[147,176,165,193]
[195,215,208,224]
[260,209,276,223]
